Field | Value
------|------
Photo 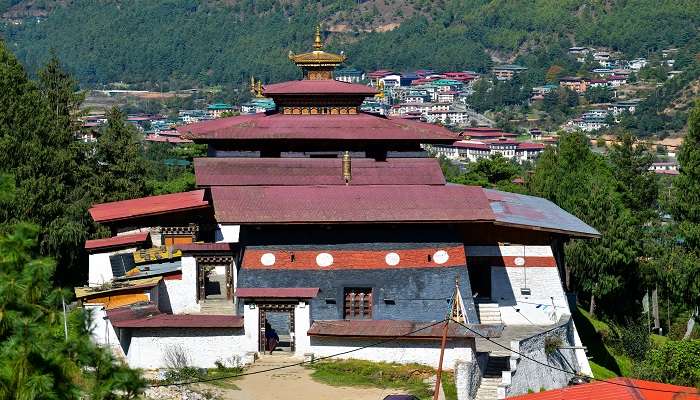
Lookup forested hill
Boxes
[1,0,698,87]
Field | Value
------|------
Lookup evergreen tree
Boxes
[93,107,148,203]
[0,223,145,399]
[608,133,658,219]
[0,40,91,283]
[530,132,638,316]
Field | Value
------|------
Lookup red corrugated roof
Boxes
[453,141,490,150]
[176,242,236,252]
[178,113,457,142]
[112,314,244,329]
[209,184,494,224]
[89,190,209,223]
[194,158,446,186]
[235,287,320,298]
[308,320,503,339]
[84,232,150,251]
[517,142,546,150]
[263,80,377,96]
[507,378,699,400]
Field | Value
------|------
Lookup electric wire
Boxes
[148,318,449,387]
[450,319,696,395]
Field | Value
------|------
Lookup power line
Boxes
[148,318,449,388]
[450,319,696,395]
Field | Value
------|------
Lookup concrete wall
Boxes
[84,304,126,359]
[455,352,489,400]
[503,318,581,397]
[491,266,568,325]
[159,256,200,314]
[293,302,312,358]
[308,337,474,369]
[88,252,113,286]
[216,224,240,243]
[237,266,478,323]
[125,328,248,369]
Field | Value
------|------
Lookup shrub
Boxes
[634,340,700,387]
[545,336,563,355]
[619,322,651,360]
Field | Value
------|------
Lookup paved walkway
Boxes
[209,354,395,400]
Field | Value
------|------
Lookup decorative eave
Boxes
[288,50,346,67]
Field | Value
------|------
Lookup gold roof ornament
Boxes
[288,24,347,80]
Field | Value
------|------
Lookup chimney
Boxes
[342,151,352,185]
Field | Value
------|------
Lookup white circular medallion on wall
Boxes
[433,250,449,264]
[514,257,526,266]
[260,253,276,266]
[385,252,400,266]
[316,252,334,267]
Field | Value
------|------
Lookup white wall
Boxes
[293,302,311,357]
[125,328,249,369]
[84,304,125,358]
[88,247,138,286]
[308,337,474,369]
[215,224,240,243]
[161,256,200,314]
[88,252,113,286]
[243,304,261,353]
[491,267,568,325]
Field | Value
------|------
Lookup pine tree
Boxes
[94,107,148,203]
[0,223,145,399]
[608,132,658,220]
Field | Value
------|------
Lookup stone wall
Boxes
[455,352,489,400]
[125,327,249,369]
[503,317,580,397]
[237,266,478,323]
[159,256,199,314]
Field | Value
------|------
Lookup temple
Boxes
[78,28,598,399]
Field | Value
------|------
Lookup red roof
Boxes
[179,113,457,143]
[176,242,236,252]
[517,142,546,150]
[367,70,393,78]
[308,320,503,339]
[263,80,377,96]
[85,232,150,251]
[89,190,209,223]
[194,157,446,186]
[234,287,320,298]
[463,127,502,132]
[453,141,490,150]
[112,314,244,329]
[209,184,494,224]
[507,378,699,400]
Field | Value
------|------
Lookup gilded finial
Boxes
[250,76,256,95]
[255,80,263,98]
[313,25,323,50]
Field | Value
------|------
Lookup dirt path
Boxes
[208,355,394,400]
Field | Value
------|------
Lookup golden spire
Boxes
[250,76,256,96]
[255,80,263,98]
[313,24,323,50]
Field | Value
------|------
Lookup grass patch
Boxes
[651,334,669,347]
[203,368,243,390]
[589,361,617,379]
[442,371,457,400]
[308,359,435,399]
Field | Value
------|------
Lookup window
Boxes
[344,287,373,319]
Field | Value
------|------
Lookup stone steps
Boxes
[199,300,235,315]
[475,377,501,400]
[476,302,502,325]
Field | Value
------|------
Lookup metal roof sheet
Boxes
[84,232,150,251]
[210,184,494,224]
[178,113,457,142]
[234,287,320,298]
[194,157,446,186]
[89,190,209,223]
[307,320,503,339]
[75,276,162,298]
[485,189,600,238]
[507,378,699,400]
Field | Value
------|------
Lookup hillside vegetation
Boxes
[1,0,698,88]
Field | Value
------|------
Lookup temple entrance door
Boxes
[468,265,492,300]
[258,302,296,354]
